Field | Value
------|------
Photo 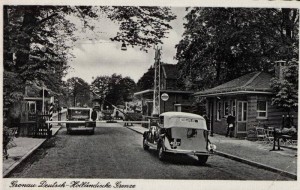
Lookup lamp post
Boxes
[121,40,127,51]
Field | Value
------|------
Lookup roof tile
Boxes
[195,71,273,96]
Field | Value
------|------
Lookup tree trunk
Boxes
[282,8,294,60]
[15,7,38,74]
[4,6,13,70]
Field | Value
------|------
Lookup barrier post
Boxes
[48,97,54,137]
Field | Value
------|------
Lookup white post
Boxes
[42,87,45,114]
[49,97,54,130]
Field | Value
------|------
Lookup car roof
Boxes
[160,112,204,119]
[160,112,206,130]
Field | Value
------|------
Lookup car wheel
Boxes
[90,130,95,135]
[143,138,149,150]
[197,155,208,165]
[158,145,166,161]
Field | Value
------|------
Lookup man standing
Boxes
[91,108,97,121]
[226,114,235,137]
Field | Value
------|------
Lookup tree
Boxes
[91,75,111,108]
[91,74,136,109]
[271,59,298,114]
[66,77,91,107]
[120,77,137,102]
[4,5,176,107]
[175,8,299,91]
[137,66,154,91]
[106,6,176,52]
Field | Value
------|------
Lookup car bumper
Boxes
[165,149,214,156]
[68,127,94,131]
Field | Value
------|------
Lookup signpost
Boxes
[161,93,169,113]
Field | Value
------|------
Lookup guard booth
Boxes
[18,96,53,137]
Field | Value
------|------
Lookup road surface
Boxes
[10,123,292,180]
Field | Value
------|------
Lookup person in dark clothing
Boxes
[203,114,210,131]
[91,108,97,121]
[115,110,119,119]
[226,114,235,137]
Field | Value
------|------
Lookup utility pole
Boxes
[152,47,161,117]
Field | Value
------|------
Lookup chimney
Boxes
[274,60,288,80]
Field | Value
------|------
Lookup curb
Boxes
[126,126,297,180]
[214,151,297,180]
[3,139,46,177]
[281,145,297,151]
[3,126,62,178]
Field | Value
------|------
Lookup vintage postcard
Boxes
[1,0,299,190]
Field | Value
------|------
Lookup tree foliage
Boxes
[91,74,137,109]
[106,6,176,52]
[65,77,91,107]
[136,66,155,91]
[4,5,176,107]
[271,59,298,113]
[176,8,299,90]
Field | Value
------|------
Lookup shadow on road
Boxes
[145,149,212,167]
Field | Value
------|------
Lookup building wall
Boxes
[159,93,193,114]
[208,94,298,138]
[247,95,298,129]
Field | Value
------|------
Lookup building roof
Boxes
[162,63,178,79]
[194,71,273,97]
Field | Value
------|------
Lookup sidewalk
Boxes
[3,125,62,177]
[126,124,297,179]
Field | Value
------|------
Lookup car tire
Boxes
[197,155,208,165]
[158,145,166,161]
[143,138,149,150]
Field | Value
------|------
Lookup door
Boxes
[237,101,248,133]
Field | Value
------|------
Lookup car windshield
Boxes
[68,110,90,119]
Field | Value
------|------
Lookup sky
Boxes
[64,7,187,84]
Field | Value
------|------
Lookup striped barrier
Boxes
[46,120,150,124]
[48,97,54,129]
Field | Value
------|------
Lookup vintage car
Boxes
[66,107,95,134]
[143,112,216,164]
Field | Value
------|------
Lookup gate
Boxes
[26,114,52,138]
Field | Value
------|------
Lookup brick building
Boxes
[194,62,298,138]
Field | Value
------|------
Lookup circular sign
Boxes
[161,93,169,101]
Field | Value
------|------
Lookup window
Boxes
[231,100,236,116]
[28,101,36,114]
[224,101,229,116]
[257,100,267,118]
[217,101,222,121]
[237,101,247,122]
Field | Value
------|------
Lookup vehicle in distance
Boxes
[66,107,95,134]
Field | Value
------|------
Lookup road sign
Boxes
[161,93,169,101]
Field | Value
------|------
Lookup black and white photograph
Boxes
[2,0,299,189]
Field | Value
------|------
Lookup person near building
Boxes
[91,108,97,121]
[226,114,235,138]
[203,114,210,131]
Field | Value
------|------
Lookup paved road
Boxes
[10,123,292,180]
